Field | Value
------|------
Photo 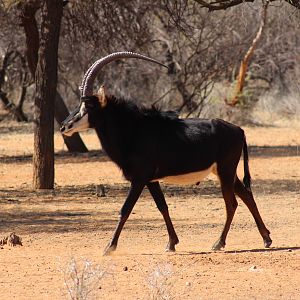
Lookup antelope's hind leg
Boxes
[212,173,238,251]
[234,177,272,248]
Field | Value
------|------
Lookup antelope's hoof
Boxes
[212,239,225,251]
[165,244,176,252]
[103,243,117,256]
[264,237,272,248]
[165,239,178,252]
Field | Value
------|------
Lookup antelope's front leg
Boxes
[147,182,179,252]
[103,182,145,255]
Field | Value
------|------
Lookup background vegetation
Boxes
[0,0,299,188]
[1,0,299,123]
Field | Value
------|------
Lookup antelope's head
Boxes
[60,51,168,137]
[60,86,107,136]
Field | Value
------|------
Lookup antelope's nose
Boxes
[60,122,73,134]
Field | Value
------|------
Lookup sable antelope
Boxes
[61,52,272,255]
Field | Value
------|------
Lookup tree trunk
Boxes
[0,50,28,121]
[33,0,63,189]
[21,1,88,153]
[21,1,40,78]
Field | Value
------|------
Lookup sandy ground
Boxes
[0,120,299,299]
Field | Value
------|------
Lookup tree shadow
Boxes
[251,179,299,194]
[0,207,176,235]
[0,177,298,235]
[0,149,108,164]
[0,185,174,234]
[0,210,111,234]
[1,144,299,165]
[249,145,299,157]
[180,246,300,256]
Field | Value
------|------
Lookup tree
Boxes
[0,49,29,121]
[33,0,63,189]
[151,3,253,115]
[2,0,299,125]
[19,0,88,153]
[165,0,300,115]
[226,0,269,106]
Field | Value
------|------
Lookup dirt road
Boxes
[0,123,299,299]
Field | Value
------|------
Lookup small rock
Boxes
[186,282,191,286]
[123,266,128,271]
[249,265,262,272]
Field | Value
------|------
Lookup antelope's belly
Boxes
[153,163,217,185]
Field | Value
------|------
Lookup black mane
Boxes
[93,95,185,179]
[105,95,180,122]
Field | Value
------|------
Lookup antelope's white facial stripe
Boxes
[79,102,86,117]
[63,102,90,136]
[63,114,89,136]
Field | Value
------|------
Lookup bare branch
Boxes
[226,0,269,106]
[194,0,255,11]
[193,0,300,10]
[284,0,300,9]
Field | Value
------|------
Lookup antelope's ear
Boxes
[97,85,107,107]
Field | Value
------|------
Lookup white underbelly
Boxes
[152,163,217,185]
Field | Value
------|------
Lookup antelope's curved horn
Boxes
[80,51,168,97]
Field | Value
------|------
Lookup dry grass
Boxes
[62,257,106,300]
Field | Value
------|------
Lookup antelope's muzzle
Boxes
[60,102,89,136]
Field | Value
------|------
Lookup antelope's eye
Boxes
[84,101,94,109]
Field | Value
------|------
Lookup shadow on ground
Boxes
[180,246,300,256]
[1,145,299,164]
[249,145,299,157]
[0,177,298,235]
[0,150,108,164]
